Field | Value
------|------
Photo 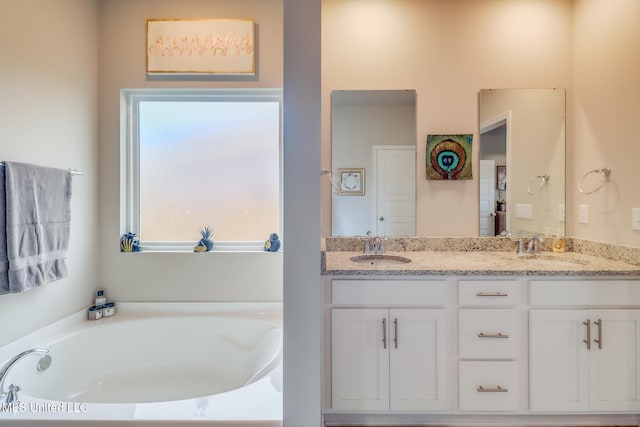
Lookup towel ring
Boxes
[527,173,550,196]
[578,167,611,194]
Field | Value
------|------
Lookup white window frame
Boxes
[120,88,283,252]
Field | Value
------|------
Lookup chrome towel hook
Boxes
[527,173,550,196]
[321,168,340,195]
[578,167,611,194]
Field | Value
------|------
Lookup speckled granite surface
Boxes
[322,237,640,276]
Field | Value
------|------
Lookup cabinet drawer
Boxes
[459,361,520,411]
[459,280,520,306]
[529,280,640,306]
[459,309,520,359]
[332,280,448,306]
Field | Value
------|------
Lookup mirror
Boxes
[331,90,417,237]
[329,88,565,238]
[479,88,566,237]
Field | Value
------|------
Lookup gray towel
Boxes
[1,162,72,294]
[0,166,8,294]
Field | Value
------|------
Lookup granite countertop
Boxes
[321,237,640,277]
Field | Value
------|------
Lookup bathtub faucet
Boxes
[0,348,50,405]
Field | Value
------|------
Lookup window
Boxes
[121,89,282,251]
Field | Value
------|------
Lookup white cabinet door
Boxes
[530,309,640,413]
[589,310,640,411]
[331,308,389,411]
[529,310,590,411]
[389,309,448,411]
[331,308,448,412]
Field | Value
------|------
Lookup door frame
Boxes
[480,111,512,235]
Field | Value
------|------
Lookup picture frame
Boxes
[496,165,507,190]
[146,19,255,75]
[338,168,365,196]
[425,134,473,180]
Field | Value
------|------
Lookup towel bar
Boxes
[0,162,83,175]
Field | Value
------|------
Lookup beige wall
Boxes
[97,0,284,303]
[322,0,640,248]
[571,0,640,247]
[0,0,99,346]
[322,0,573,237]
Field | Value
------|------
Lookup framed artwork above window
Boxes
[146,19,255,75]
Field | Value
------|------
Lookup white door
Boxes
[375,147,416,236]
[479,159,496,236]
[589,309,640,411]
[529,310,590,411]
[331,308,390,411]
[389,308,448,411]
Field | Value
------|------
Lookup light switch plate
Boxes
[559,204,565,222]
[516,204,533,219]
[632,208,640,231]
[579,204,589,224]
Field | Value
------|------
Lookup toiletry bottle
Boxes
[552,236,565,253]
[95,289,107,305]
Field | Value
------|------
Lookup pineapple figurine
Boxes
[194,226,214,252]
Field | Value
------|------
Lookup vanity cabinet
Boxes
[529,280,640,412]
[330,280,449,412]
[325,275,640,426]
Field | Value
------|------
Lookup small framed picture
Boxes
[496,165,507,190]
[338,168,365,195]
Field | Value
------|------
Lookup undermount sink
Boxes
[350,254,412,266]
[500,252,587,269]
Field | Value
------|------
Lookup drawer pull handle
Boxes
[476,292,508,297]
[477,385,508,393]
[478,332,509,339]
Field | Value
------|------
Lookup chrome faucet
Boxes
[527,236,543,254]
[364,232,385,255]
[0,348,51,405]
[516,236,544,256]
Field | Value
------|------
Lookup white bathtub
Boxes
[0,302,282,426]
